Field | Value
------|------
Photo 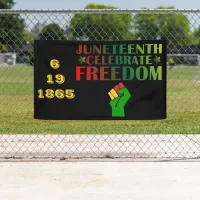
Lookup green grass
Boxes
[0,65,200,134]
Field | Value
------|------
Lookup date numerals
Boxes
[38,89,75,99]
[47,74,65,84]
[50,59,60,69]
[38,59,74,100]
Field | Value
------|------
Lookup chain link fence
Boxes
[0,9,200,160]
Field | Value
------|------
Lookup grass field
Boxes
[0,65,200,134]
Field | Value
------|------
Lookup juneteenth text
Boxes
[75,43,163,81]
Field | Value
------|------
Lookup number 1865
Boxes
[38,89,75,99]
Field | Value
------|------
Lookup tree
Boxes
[0,0,25,50]
[23,31,36,44]
[0,44,8,53]
[22,31,36,64]
[69,4,134,40]
[0,0,15,9]
[133,6,192,46]
[39,23,66,40]
[134,12,158,40]
[193,27,200,45]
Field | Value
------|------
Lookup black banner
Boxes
[34,40,166,120]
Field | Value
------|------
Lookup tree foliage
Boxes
[23,31,36,44]
[69,4,134,40]
[133,6,192,46]
[193,27,200,45]
[0,0,15,9]
[0,44,8,53]
[0,0,25,50]
[39,23,66,40]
